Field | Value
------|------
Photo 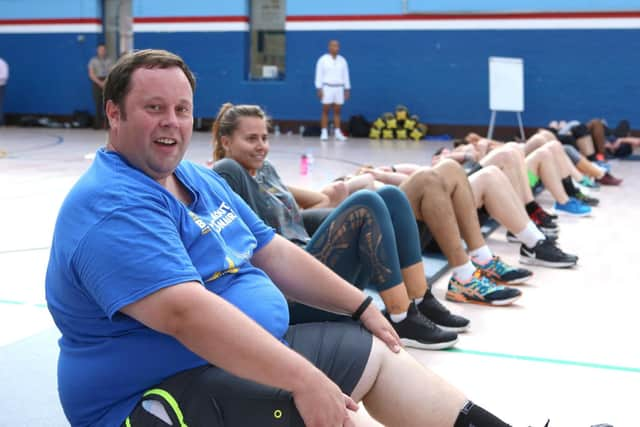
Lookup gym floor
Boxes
[0,127,638,426]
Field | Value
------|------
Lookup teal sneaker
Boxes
[446,270,522,306]
[473,256,533,285]
[579,176,600,190]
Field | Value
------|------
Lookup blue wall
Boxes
[1,0,639,128]
[133,0,246,17]
[288,0,404,15]
[406,0,640,13]
[0,0,99,19]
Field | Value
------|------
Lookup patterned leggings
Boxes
[291,186,422,323]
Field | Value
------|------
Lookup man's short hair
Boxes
[103,49,196,119]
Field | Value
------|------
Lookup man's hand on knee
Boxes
[292,369,358,427]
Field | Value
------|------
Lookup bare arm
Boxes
[253,235,401,352]
[253,235,368,312]
[341,173,376,194]
[356,167,409,186]
[288,185,331,209]
[121,280,357,426]
[319,180,350,207]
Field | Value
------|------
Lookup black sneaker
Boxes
[519,239,578,268]
[542,209,558,220]
[507,230,557,243]
[530,207,559,235]
[417,289,470,332]
[388,303,458,350]
[574,190,600,207]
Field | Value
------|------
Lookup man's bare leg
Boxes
[320,104,331,130]
[468,166,529,233]
[480,143,535,204]
[399,164,470,267]
[333,104,342,131]
[526,147,570,204]
[352,339,467,427]
[431,160,486,252]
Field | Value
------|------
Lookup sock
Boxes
[389,311,408,323]
[515,221,545,248]
[562,176,578,197]
[469,245,493,265]
[525,200,540,216]
[414,296,424,305]
[454,400,511,427]
[453,260,476,283]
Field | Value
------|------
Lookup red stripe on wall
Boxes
[286,11,640,22]
[2,12,639,27]
[0,18,101,25]
[133,16,249,24]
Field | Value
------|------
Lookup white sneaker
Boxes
[335,128,347,141]
[320,128,328,141]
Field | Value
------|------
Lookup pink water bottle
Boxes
[300,154,309,175]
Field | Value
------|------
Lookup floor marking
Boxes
[448,347,640,374]
[0,246,50,254]
[0,299,47,309]
[1,296,638,374]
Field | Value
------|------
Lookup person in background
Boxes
[0,56,8,126]
[212,103,471,349]
[88,43,114,129]
[315,39,350,141]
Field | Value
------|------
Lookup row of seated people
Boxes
[47,49,613,426]
[209,103,625,355]
[549,118,640,161]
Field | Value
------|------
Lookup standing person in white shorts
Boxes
[315,40,350,141]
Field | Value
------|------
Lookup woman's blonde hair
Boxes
[212,103,268,161]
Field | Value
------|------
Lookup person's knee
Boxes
[471,165,499,188]
[482,164,502,178]
[546,140,563,153]
[348,189,387,215]
[537,129,556,141]
[435,158,465,180]
[412,166,447,194]
[486,147,511,167]
[376,185,408,206]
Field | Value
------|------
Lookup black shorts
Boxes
[123,322,372,427]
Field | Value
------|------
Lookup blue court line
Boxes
[7,134,64,155]
[447,348,640,374]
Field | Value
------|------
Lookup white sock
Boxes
[389,311,408,323]
[516,221,545,248]
[469,245,493,265]
[414,296,424,305]
[453,260,476,283]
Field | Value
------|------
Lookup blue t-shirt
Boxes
[45,149,287,427]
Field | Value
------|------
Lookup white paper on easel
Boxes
[489,57,524,112]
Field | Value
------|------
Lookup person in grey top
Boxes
[0,56,8,126]
[88,43,114,129]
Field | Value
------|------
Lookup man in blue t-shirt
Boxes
[45,49,510,427]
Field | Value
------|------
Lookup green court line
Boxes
[0,246,50,255]
[0,299,47,309]
[1,295,638,374]
[447,348,640,374]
